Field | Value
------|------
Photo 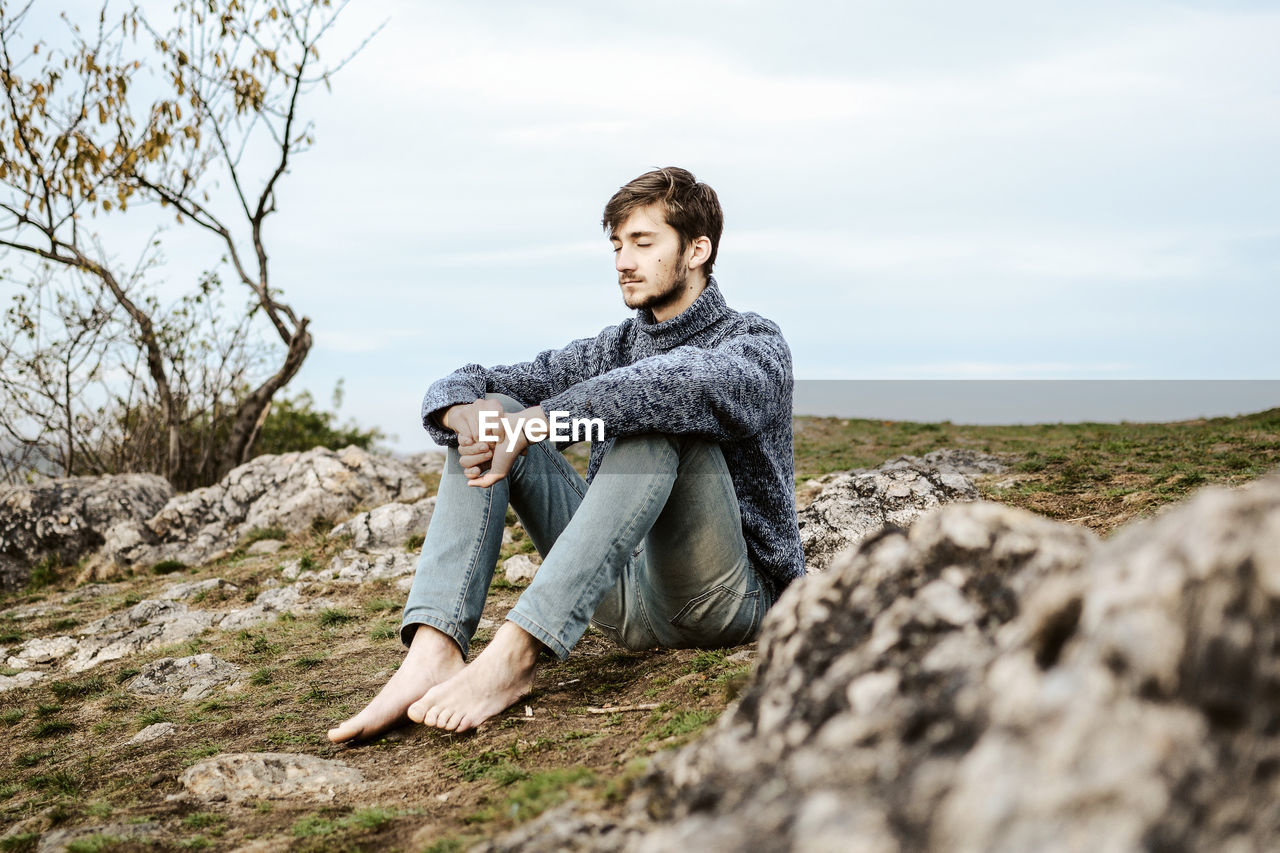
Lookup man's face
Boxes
[610,204,691,315]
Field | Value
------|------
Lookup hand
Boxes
[468,406,546,489]
[443,399,507,479]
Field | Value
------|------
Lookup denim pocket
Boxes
[669,583,760,648]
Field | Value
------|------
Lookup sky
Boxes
[12,0,1280,450]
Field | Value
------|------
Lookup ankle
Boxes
[494,621,542,667]
[405,623,465,665]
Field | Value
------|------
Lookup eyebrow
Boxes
[610,230,657,241]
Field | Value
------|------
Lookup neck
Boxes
[651,272,708,323]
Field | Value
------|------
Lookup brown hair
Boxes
[602,167,724,277]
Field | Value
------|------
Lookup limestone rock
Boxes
[483,473,1280,853]
[6,635,78,668]
[327,550,417,584]
[159,577,239,601]
[0,473,172,589]
[404,451,446,476]
[127,653,243,700]
[329,497,435,552]
[798,453,983,572]
[126,722,178,745]
[0,670,45,693]
[178,752,364,802]
[65,599,218,674]
[504,553,541,584]
[246,539,286,555]
[36,821,162,853]
[104,446,425,568]
[217,585,331,631]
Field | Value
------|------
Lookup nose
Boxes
[615,245,636,272]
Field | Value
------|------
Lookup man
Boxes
[328,167,804,742]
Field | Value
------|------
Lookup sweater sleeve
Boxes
[541,316,792,441]
[419,323,628,447]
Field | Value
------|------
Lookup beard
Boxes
[622,258,691,315]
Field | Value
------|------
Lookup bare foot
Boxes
[327,625,465,744]
[408,621,541,732]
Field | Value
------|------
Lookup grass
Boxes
[31,720,74,739]
[25,555,61,591]
[152,559,187,575]
[241,526,288,546]
[317,608,357,627]
[49,676,107,700]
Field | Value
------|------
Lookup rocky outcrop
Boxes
[178,752,364,803]
[0,474,172,589]
[101,446,425,568]
[482,473,1280,853]
[798,451,1002,572]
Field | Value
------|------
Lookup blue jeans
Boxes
[401,395,774,661]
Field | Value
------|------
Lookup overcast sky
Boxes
[17,0,1280,449]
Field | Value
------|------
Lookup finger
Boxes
[468,471,507,488]
[458,450,492,468]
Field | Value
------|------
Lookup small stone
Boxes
[0,671,44,693]
[159,578,238,601]
[179,752,364,802]
[127,722,178,745]
[36,821,162,853]
[128,653,243,700]
[10,635,78,665]
[245,539,284,555]
[504,554,541,584]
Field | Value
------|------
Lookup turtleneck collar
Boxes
[635,276,729,350]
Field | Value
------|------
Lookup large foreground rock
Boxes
[0,474,172,589]
[482,473,1280,853]
[178,753,364,803]
[102,446,425,567]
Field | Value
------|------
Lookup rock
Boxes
[326,550,417,585]
[103,446,425,568]
[329,497,435,552]
[127,722,178,745]
[0,473,172,589]
[178,752,364,803]
[159,577,239,601]
[918,448,1007,477]
[127,654,243,700]
[798,453,982,572]
[6,635,78,668]
[485,473,1280,853]
[247,539,286,555]
[0,670,45,693]
[404,451,446,476]
[65,599,219,674]
[504,553,542,584]
[217,585,331,631]
[36,821,163,853]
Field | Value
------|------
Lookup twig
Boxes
[586,703,660,714]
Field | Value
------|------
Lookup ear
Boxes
[686,235,712,270]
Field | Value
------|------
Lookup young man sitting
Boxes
[329,167,803,741]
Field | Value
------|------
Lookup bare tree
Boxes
[0,0,369,486]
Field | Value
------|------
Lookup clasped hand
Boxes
[442,399,539,488]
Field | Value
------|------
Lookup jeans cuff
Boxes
[505,609,572,661]
[401,611,470,659]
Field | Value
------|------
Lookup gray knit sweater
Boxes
[420,278,805,597]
